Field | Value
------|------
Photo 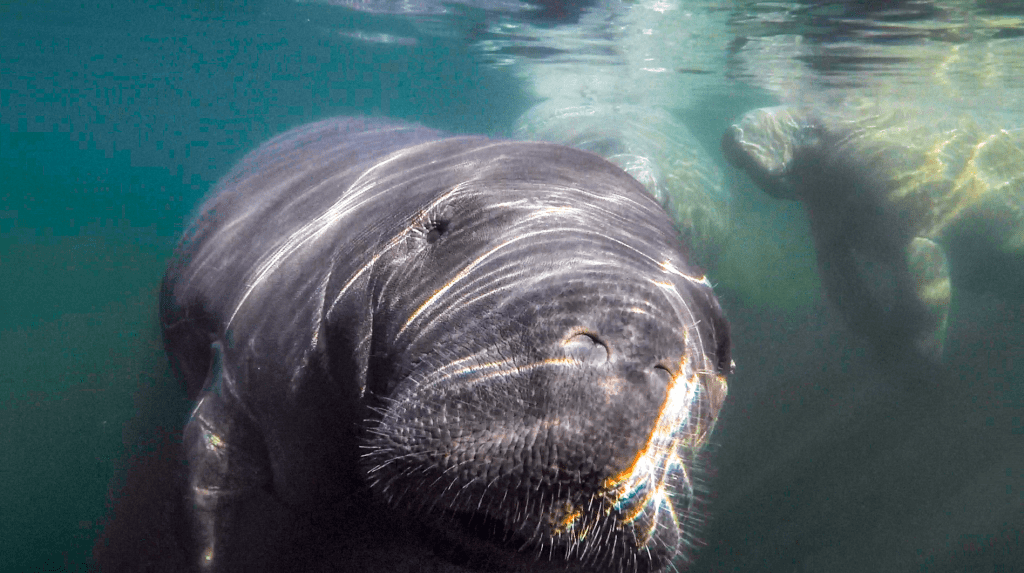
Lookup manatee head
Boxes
[357,142,732,572]
[721,105,826,201]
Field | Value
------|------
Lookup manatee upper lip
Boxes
[361,354,710,572]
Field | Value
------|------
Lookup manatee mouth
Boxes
[362,394,704,573]
[362,332,722,572]
[406,489,686,573]
[449,510,520,545]
[431,509,536,567]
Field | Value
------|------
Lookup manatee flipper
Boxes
[813,229,951,366]
[904,237,951,362]
[184,342,298,572]
[813,235,893,346]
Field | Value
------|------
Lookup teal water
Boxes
[2,1,1022,572]
[2,2,527,570]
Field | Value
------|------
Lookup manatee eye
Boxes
[563,332,608,363]
[425,219,449,243]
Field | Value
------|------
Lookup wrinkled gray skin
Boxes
[161,117,732,572]
[722,103,1024,365]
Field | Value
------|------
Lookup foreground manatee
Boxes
[514,101,730,268]
[160,117,733,572]
[722,102,1024,363]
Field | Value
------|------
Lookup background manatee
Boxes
[722,100,1024,364]
[514,101,730,269]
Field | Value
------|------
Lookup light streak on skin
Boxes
[626,306,653,316]
[412,356,582,398]
[398,219,691,344]
[397,227,585,339]
[227,184,385,327]
[659,260,712,288]
[321,179,496,314]
[226,141,675,332]
[228,143,492,328]
[325,186,621,332]
[649,271,712,386]
[402,262,641,350]
[444,357,581,382]
[306,271,332,354]
[598,362,703,537]
[421,349,497,379]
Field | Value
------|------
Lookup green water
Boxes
[2,1,1021,572]
[1,136,188,570]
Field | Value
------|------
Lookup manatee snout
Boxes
[721,105,826,200]
[364,312,709,573]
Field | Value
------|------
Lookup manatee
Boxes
[158,117,733,572]
[514,101,730,268]
[722,101,1024,363]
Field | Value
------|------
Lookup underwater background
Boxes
[1,0,1021,571]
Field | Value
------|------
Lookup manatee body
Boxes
[160,117,732,572]
[722,101,1024,363]
[514,101,730,268]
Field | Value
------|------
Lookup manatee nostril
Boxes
[650,365,673,388]
[563,332,609,363]
[425,219,449,243]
